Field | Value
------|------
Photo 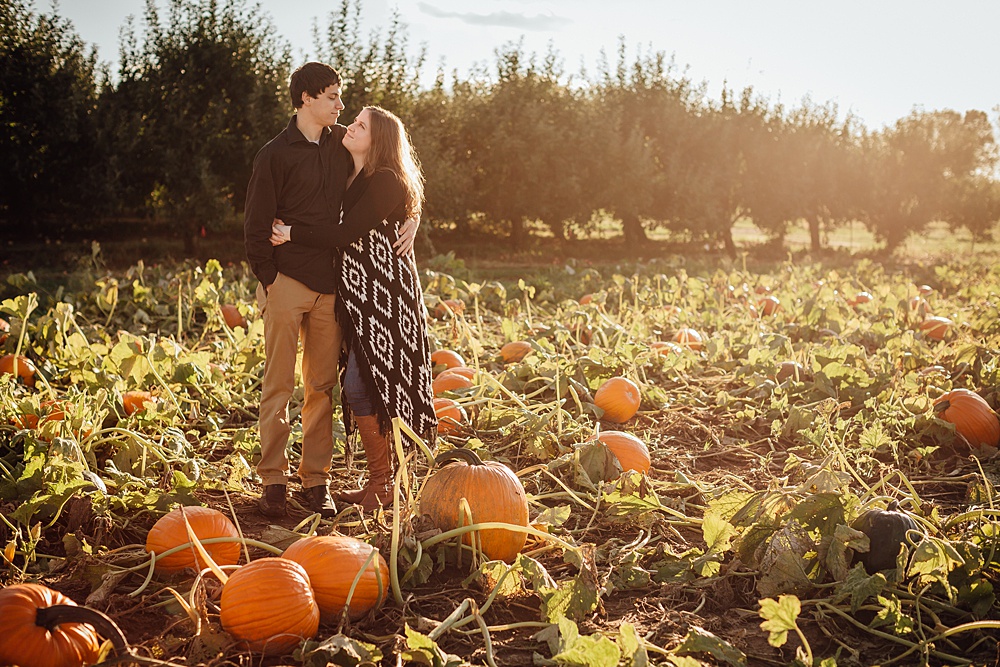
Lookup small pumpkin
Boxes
[919,316,953,341]
[430,349,466,375]
[432,372,473,396]
[434,397,467,435]
[282,535,389,622]
[850,501,922,573]
[221,304,247,329]
[594,376,641,423]
[651,341,683,356]
[0,317,8,344]
[0,354,37,387]
[0,583,129,667]
[672,328,703,350]
[438,366,476,380]
[774,361,809,383]
[220,557,320,655]
[145,506,242,574]
[917,284,933,296]
[597,430,651,474]
[758,295,780,316]
[434,298,466,319]
[933,388,1000,448]
[578,294,594,305]
[419,448,529,563]
[500,340,532,363]
[851,291,873,306]
[122,390,155,416]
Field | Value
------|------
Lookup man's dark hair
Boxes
[289,62,341,109]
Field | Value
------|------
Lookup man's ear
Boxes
[301,91,312,107]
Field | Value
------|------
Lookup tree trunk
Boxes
[509,217,526,249]
[719,225,737,258]
[621,212,647,249]
[809,217,822,252]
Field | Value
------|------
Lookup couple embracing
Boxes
[244,62,437,519]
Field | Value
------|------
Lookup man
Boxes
[244,62,349,518]
[245,62,421,519]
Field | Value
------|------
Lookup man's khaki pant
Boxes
[256,273,341,489]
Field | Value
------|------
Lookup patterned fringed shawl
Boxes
[336,172,437,448]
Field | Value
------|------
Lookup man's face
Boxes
[300,83,345,127]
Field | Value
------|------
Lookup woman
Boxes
[270,106,437,511]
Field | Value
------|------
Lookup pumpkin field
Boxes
[1,248,999,667]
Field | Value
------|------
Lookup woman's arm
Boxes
[284,170,404,249]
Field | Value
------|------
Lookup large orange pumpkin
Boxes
[0,583,128,667]
[419,448,529,563]
[0,354,37,387]
[221,304,247,329]
[594,376,641,423]
[430,349,466,375]
[434,397,467,435]
[122,390,156,415]
[145,506,242,574]
[598,430,651,474]
[432,372,473,396]
[220,557,319,656]
[282,535,389,622]
[758,295,781,316]
[919,316,953,341]
[933,388,1000,448]
[500,341,532,363]
[673,328,703,350]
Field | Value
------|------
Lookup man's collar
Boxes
[285,115,332,144]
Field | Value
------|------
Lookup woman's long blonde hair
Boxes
[362,106,424,219]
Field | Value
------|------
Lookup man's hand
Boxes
[270,218,291,246]
[394,215,421,256]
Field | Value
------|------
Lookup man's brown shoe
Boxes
[258,484,287,517]
[304,485,338,519]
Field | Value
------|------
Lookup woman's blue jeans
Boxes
[344,347,376,417]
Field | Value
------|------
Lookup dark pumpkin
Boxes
[850,501,921,573]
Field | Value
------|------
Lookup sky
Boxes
[46,0,1000,130]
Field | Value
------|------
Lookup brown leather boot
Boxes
[337,415,393,512]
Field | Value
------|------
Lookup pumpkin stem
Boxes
[35,604,130,655]
[933,400,951,414]
[886,500,901,512]
[434,447,485,467]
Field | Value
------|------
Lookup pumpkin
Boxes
[434,298,465,319]
[917,284,933,296]
[850,501,922,573]
[594,377,641,423]
[419,448,529,563]
[0,318,8,344]
[755,285,771,295]
[908,295,928,312]
[851,291,873,306]
[432,372,473,396]
[0,583,129,667]
[919,316,953,341]
[434,397,467,436]
[122,390,155,415]
[13,400,66,430]
[430,349,466,375]
[145,506,242,574]
[500,340,532,363]
[672,328,703,350]
[0,354,37,387]
[438,366,476,380]
[220,557,319,655]
[597,430,651,474]
[578,294,594,305]
[758,295,780,316]
[282,535,389,622]
[221,304,247,329]
[651,341,683,356]
[933,388,1000,448]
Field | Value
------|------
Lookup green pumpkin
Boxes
[850,501,921,573]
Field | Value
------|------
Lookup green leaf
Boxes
[824,524,869,581]
[533,504,572,529]
[673,625,747,666]
[550,617,621,667]
[702,513,737,553]
[401,625,465,667]
[833,564,886,613]
[296,633,383,667]
[617,622,648,667]
[872,595,914,634]
[758,595,801,648]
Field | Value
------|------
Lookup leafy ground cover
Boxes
[1,249,999,666]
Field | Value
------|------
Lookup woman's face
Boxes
[343,108,373,156]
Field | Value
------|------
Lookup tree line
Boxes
[2,0,998,254]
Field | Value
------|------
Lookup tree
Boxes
[0,0,104,231]
[110,0,291,252]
